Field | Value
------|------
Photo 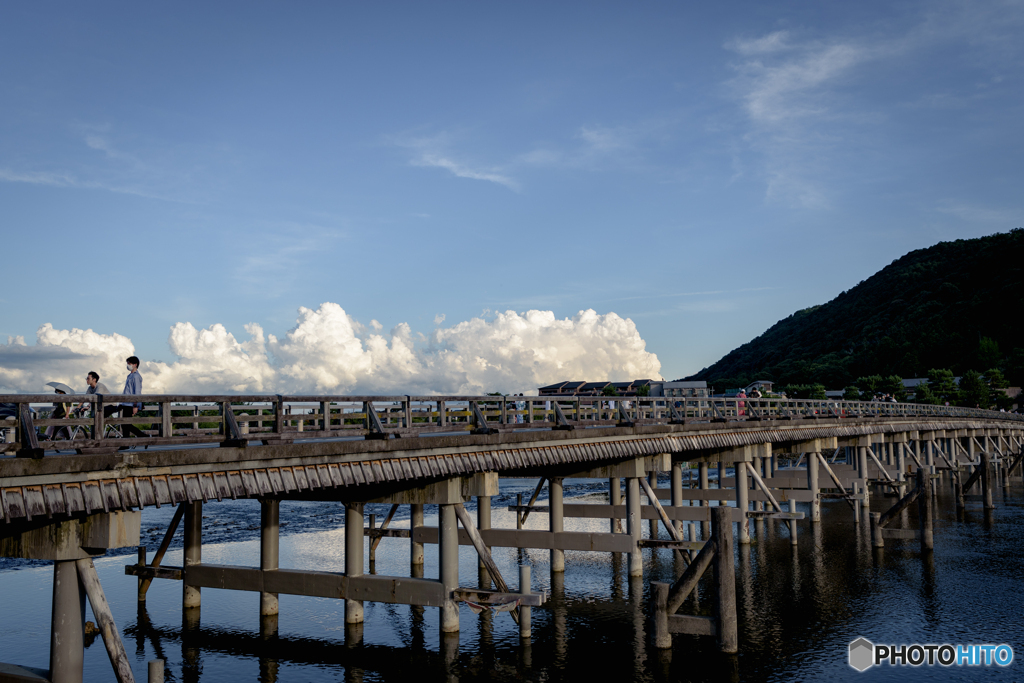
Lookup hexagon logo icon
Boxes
[849,638,874,672]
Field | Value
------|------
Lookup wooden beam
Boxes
[76,558,136,683]
[138,502,186,599]
[453,503,519,624]
[638,476,688,564]
[519,478,546,526]
[744,462,782,512]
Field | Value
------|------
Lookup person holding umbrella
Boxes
[43,381,75,440]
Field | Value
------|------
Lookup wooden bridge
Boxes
[1,392,1022,683]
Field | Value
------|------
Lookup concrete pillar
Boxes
[410,504,424,566]
[852,481,861,524]
[698,462,710,540]
[260,499,279,617]
[926,440,935,476]
[717,462,727,506]
[870,512,883,548]
[736,461,750,544]
[807,452,820,523]
[183,501,202,609]
[751,455,764,512]
[788,499,798,545]
[345,502,364,624]
[918,468,934,551]
[670,461,683,537]
[648,471,659,539]
[981,449,994,510]
[519,565,531,640]
[549,478,564,572]
[439,504,460,632]
[477,496,491,572]
[609,477,621,534]
[626,477,643,577]
[50,560,85,683]
[858,447,870,503]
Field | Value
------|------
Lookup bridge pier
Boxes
[698,462,709,540]
[626,477,643,577]
[550,478,565,573]
[477,495,491,581]
[670,462,683,538]
[183,501,202,610]
[345,502,365,624]
[438,504,460,632]
[807,452,820,523]
[608,477,621,534]
[260,499,279,617]
[50,560,86,683]
[410,504,425,567]
[736,457,750,545]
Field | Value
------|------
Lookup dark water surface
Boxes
[0,473,1021,682]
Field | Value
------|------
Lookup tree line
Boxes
[777,367,1014,409]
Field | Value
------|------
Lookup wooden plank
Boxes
[668,615,717,637]
[451,588,545,606]
[183,564,448,606]
[881,528,920,540]
[412,526,636,553]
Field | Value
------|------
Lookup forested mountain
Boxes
[686,229,1024,389]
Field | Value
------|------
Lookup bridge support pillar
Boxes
[439,504,460,632]
[50,559,86,683]
[608,477,622,536]
[751,455,764,513]
[698,462,709,540]
[345,502,364,624]
[736,460,750,545]
[981,450,994,510]
[670,462,683,537]
[648,472,659,539]
[183,501,202,610]
[550,478,564,572]
[626,477,643,577]
[477,496,491,579]
[410,504,425,566]
[858,447,870,502]
[807,453,820,523]
[260,499,279,617]
[717,462,727,507]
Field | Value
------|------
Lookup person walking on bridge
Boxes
[104,356,147,438]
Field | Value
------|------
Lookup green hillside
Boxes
[686,229,1024,389]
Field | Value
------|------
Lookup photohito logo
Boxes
[849,638,1014,671]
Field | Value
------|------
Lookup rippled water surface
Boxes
[0,473,1020,682]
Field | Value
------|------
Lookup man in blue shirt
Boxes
[104,356,147,438]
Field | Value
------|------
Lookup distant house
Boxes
[537,381,586,396]
[538,379,660,397]
[649,381,709,399]
[745,380,774,394]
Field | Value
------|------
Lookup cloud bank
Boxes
[0,304,662,396]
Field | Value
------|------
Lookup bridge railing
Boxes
[1,392,1020,456]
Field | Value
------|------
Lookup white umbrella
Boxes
[45,381,76,395]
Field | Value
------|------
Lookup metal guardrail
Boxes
[1,392,1021,456]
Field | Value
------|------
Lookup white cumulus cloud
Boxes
[0,304,662,396]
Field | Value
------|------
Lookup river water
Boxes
[0,472,1020,682]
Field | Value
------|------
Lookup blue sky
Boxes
[2,1,1022,393]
